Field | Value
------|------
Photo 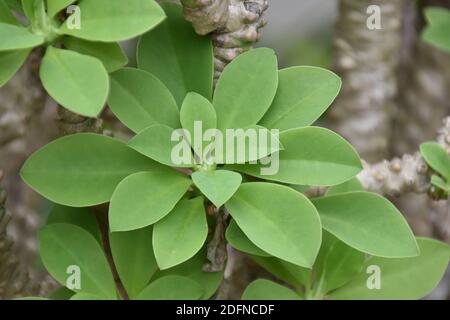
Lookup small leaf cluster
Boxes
[18,3,450,300]
[0,0,165,117]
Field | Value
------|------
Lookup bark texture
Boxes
[180,0,268,81]
[328,0,404,162]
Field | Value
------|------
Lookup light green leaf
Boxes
[242,279,301,300]
[108,68,180,133]
[136,275,203,300]
[46,204,101,243]
[46,0,76,18]
[226,219,270,257]
[330,238,450,300]
[137,2,213,105]
[70,293,110,300]
[0,49,29,87]
[420,142,450,181]
[21,0,43,25]
[155,249,223,299]
[0,23,44,51]
[251,256,311,288]
[226,182,322,268]
[153,197,208,270]
[312,192,419,258]
[213,48,278,131]
[260,67,341,130]
[128,124,192,167]
[40,47,109,117]
[314,231,365,294]
[180,92,217,160]
[109,171,191,232]
[110,226,157,299]
[422,7,450,53]
[38,223,116,299]
[59,0,166,42]
[228,127,362,186]
[0,0,19,24]
[431,175,450,193]
[21,133,165,207]
[62,37,128,73]
[325,177,364,196]
[192,170,241,208]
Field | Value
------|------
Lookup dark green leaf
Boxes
[0,49,29,87]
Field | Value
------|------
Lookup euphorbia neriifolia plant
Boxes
[16,3,450,300]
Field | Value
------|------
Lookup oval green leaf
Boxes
[260,66,341,130]
[226,219,270,257]
[330,238,450,300]
[0,23,44,51]
[192,170,242,208]
[108,68,180,133]
[213,48,278,131]
[0,49,29,87]
[228,127,362,186]
[47,0,76,18]
[109,171,191,232]
[153,197,208,270]
[225,182,322,268]
[20,133,164,207]
[110,226,157,299]
[312,192,419,258]
[420,142,450,181]
[40,47,109,117]
[59,0,166,42]
[137,2,213,105]
[38,223,116,299]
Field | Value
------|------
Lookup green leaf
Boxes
[5,0,22,13]
[314,231,365,294]
[46,204,101,243]
[180,92,217,160]
[137,2,213,105]
[325,177,364,196]
[108,68,180,133]
[0,0,19,24]
[59,0,166,42]
[70,293,110,300]
[21,133,164,207]
[0,23,44,51]
[251,256,311,288]
[109,171,191,232]
[0,49,29,87]
[128,124,192,167]
[330,238,450,300]
[153,197,208,270]
[40,47,109,117]
[21,0,44,25]
[260,67,341,130]
[226,219,270,257]
[422,7,450,53]
[431,175,450,193]
[136,275,203,300]
[312,192,419,258]
[213,48,278,131]
[226,182,322,268]
[62,37,128,73]
[46,0,76,18]
[110,226,157,299]
[191,170,242,208]
[155,249,223,299]
[242,279,301,300]
[420,142,450,181]
[38,223,116,298]
[228,127,362,186]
